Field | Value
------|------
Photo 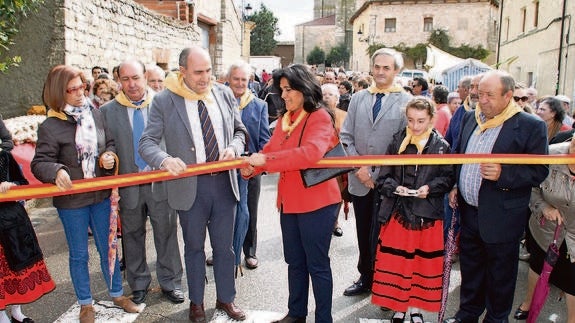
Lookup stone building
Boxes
[0,0,244,117]
[349,0,499,72]
[295,0,356,67]
[294,15,337,65]
[498,0,574,98]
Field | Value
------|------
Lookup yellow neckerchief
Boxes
[164,72,213,103]
[281,109,309,137]
[463,97,472,111]
[47,109,68,121]
[475,99,522,133]
[398,126,433,154]
[115,91,153,108]
[238,90,255,110]
[367,83,404,94]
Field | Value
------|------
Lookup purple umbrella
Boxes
[527,223,562,323]
[438,208,458,323]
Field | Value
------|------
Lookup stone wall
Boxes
[0,0,244,117]
[499,0,575,98]
[351,1,499,72]
[295,24,337,65]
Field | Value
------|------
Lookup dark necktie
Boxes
[198,100,219,162]
[372,93,385,122]
[132,108,147,170]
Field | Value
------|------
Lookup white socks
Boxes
[10,305,28,322]
[0,310,10,323]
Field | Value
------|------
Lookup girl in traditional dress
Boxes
[0,118,55,323]
[372,97,454,323]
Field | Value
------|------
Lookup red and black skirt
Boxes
[372,211,444,312]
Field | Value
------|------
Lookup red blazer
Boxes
[257,108,342,213]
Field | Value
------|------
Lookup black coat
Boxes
[376,129,454,226]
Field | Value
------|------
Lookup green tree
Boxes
[247,4,280,55]
[306,46,325,65]
[0,0,43,73]
[428,28,450,51]
[366,43,386,57]
[325,43,350,67]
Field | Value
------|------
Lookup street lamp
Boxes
[241,1,255,59]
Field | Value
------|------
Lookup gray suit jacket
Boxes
[340,89,411,196]
[139,83,247,211]
[100,99,168,210]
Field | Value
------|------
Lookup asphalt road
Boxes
[22,173,568,322]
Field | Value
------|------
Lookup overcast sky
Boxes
[239,0,314,42]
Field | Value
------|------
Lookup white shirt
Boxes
[184,93,224,163]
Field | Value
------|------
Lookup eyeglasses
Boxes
[66,83,86,94]
[514,96,529,102]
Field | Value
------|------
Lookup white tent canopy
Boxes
[425,44,464,83]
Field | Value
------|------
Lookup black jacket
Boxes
[376,128,454,226]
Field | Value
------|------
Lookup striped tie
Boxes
[372,93,385,122]
[198,100,219,162]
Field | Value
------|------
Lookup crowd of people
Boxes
[0,44,574,323]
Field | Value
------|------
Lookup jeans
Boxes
[57,198,124,305]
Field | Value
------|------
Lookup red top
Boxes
[256,108,342,213]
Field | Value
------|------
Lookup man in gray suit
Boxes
[139,46,247,322]
[100,60,184,305]
[340,48,411,296]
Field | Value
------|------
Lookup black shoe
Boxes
[206,256,213,266]
[343,279,370,296]
[11,318,34,323]
[162,288,185,304]
[410,313,424,323]
[391,312,405,323]
[513,306,529,320]
[443,317,462,323]
[131,289,148,304]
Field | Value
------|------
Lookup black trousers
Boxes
[243,174,261,258]
[351,189,379,286]
[456,202,520,323]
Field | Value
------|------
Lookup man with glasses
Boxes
[411,77,430,97]
[513,85,532,113]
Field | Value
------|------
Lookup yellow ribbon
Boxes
[475,99,522,133]
[164,72,213,103]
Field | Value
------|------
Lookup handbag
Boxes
[298,112,354,188]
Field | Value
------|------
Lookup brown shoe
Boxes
[216,300,246,321]
[79,304,95,323]
[189,302,206,322]
[245,256,258,269]
[113,295,143,313]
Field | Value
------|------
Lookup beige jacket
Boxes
[529,142,575,262]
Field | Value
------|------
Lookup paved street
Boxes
[23,173,567,322]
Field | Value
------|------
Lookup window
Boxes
[521,7,527,33]
[534,1,539,27]
[424,17,433,32]
[385,18,396,32]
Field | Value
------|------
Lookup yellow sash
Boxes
[164,72,213,103]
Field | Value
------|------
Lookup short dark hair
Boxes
[273,64,323,114]
[433,85,449,104]
[413,77,428,91]
[541,97,566,124]
[339,80,353,93]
